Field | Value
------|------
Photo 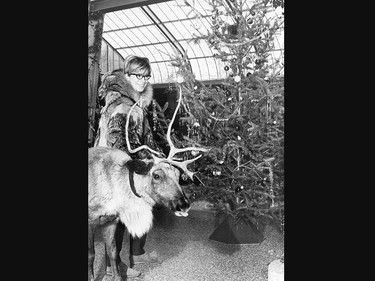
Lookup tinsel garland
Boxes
[152,100,157,132]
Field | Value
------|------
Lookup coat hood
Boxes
[98,70,153,109]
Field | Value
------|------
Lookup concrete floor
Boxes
[92,203,284,281]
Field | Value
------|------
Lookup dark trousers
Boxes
[106,222,147,267]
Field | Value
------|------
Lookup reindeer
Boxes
[88,85,208,281]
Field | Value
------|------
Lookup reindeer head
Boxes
[125,84,209,217]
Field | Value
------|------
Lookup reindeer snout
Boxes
[174,193,191,217]
[176,196,190,212]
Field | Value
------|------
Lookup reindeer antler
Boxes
[125,84,209,180]
[125,100,164,157]
[164,84,208,179]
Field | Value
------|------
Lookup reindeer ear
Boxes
[125,159,153,175]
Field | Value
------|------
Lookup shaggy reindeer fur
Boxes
[89,146,189,237]
[88,146,190,281]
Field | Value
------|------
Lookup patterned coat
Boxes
[94,70,164,159]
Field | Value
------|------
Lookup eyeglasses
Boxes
[128,73,151,81]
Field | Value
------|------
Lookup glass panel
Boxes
[154,43,177,62]
[127,8,151,26]
[194,0,212,16]
[186,40,204,57]
[111,10,134,28]
[118,49,129,59]
[205,57,219,79]
[103,15,121,31]
[138,45,163,62]
[108,32,129,48]
[140,25,167,44]
[100,0,284,84]
[106,12,127,29]
[163,22,185,40]
[150,2,178,21]
[102,33,121,49]
[188,59,201,80]
[168,1,193,18]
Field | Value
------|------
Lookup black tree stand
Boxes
[209,213,264,244]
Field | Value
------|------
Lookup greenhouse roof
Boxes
[90,0,284,85]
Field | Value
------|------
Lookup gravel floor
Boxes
[93,202,284,281]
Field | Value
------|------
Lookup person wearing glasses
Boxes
[94,55,166,278]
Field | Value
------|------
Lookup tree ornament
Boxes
[247,18,253,24]
[191,192,197,200]
[234,75,241,82]
[152,100,157,131]
[250,10,256,16]
[176,76,184,83]
[237,135,241,140]
[216,170,221,176]
[235,185,244,192]
[217,6,226,14]
[255,59,261,65]
[224,65,229,71]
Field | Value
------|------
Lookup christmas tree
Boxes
[169,0,284,234]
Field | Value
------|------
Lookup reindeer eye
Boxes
[153,173,160,180]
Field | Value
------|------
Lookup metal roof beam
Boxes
[113,37,206,49]
[141,5,186,58]
[90,0,172,13]
[102,14,213,34]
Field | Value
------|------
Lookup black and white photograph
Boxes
[88,1,284,280]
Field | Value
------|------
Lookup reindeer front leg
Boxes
[102,219,123,281]
[88,223,95,281]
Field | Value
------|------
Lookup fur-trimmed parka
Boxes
[94,69,165,159]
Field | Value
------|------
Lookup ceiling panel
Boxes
[100,0,284,84]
